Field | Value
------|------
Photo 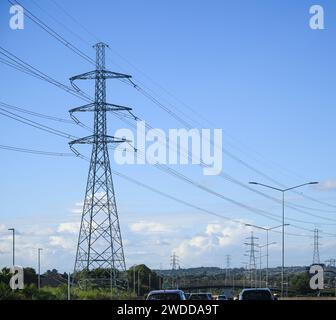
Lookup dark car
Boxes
[146,290,187,300]
[188,292,213,300]
[184,293,191,300]
[238,288,275,300]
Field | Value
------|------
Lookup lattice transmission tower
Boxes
[171,252,180,270]
[244,232,258,287]
[326,259,336,268]
[69,42,132,288]
[312,228,321,265]
[225,254,231,284]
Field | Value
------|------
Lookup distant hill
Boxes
[154,266,310,277]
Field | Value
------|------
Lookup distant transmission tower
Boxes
[171,252,180,270]
[245,232,258,287]
[225,254,231,284]
[326,259,336,268]
[312,228,321,264]
[170,252,180,289]
[70,42,132,288]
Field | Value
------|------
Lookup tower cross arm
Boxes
[69,135,131,146]
[69,103,132,114]
[70,70,132,81]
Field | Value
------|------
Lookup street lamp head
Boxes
[309,182,319,185]
[249,182,258,185]
[8,228,14,231]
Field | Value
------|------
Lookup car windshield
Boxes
[147,293,182,300]
[242,290,272,300]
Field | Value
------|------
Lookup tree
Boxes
[289,273,314,296]
[127,265,162,296]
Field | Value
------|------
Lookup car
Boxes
[217,294,228,300]
[238,288,275,301]
[188,292,213,300]
[146,290,187,300]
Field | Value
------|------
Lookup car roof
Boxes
[241,288,271,292]
[148,290,184,294]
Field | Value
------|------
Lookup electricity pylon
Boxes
[170,252,180,289]
[326,259,336,268]
[225,254,231,285]
[245,232,258,288]
[69,42,132,288]
[312,228,321,265]
[171,252,180,270]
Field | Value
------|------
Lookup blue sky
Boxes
[1,0,336,273]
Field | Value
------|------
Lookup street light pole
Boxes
[266,229,269,286]
[281,191,285,297]
[8,228,15,267]
[249,181,318,297]
[38,248,42,290]
[257,243,276,287]
[68,273,71,300]
[133,265,137,296]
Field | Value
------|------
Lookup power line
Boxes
[7,0,96,66]
[5,1,295,193]
[0,144,74,157]
[50,0,101,44]
[0,44,287,228]
[15,1,336,220]
[28,0,336,213]
[30,0,93,49]
[114,113,336,225]
[0,107,77,140]
[0,101,73,124]
[0,46,92,102]
[4,4,336,232]
[2,50,335,230]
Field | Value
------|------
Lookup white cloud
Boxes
[173,222,247,265]
[57,222,79,234]
[0,242,10,254]
[49,236,74,250]
[70,202,83,214]
[155,239,170,246]
[316,180,336,191]
[24,227,54,237]
[71,208,82,214]
[129,221,172,234]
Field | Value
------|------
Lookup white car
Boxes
[146,290,187,300]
